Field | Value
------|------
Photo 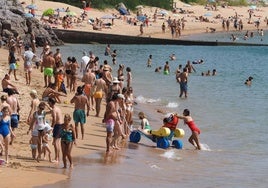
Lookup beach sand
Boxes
[0,0,267,187]
[0,46,109,187]
[24,0,267,38]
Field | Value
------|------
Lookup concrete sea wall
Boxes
[53,29,267,46]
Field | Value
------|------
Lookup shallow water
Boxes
[37,34,268,187]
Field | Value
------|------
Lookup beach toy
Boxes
[129,131,141,143]
[172,140,183,149]
[174,128,185,138]
[151,127,171,137]
[157,138,170,149]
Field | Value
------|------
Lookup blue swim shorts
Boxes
[53,124,63,138]
[106,119,115,133]
[180,82,188,92]
[11,114,19,128]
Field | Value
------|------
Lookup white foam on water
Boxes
[136,95,161,104]
[166,102,179,108]
[200,143,211,151]
[160,149,182,161]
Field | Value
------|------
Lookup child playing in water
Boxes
[138,112,151,130]
[177,109,201,150]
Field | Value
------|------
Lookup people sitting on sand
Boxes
[42,83,67,103]
[1,74,19,94]
[206,27,216,33]
[92,24,102,31]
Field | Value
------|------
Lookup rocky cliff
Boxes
[0,0,63,47]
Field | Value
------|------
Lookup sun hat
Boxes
[112,77,120,84]
[117,93,125,100]
[30,89,37,96]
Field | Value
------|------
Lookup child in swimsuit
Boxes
[177,109,201,150]
[42,126,52,162]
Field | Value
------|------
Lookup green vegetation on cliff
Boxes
[47,0,173,10]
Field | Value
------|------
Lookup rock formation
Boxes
[0,0,63,47]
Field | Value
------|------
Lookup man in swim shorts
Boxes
[177,68,189,98]
[2,74,19,94]
[6,89,20,145]
[41,51,55,87]
[70,86,90,140]
[48,97,63,163]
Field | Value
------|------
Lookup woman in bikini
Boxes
[64,57,72,89]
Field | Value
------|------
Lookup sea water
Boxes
[38,35,268,188]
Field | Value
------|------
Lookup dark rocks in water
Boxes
[0,0,63,47]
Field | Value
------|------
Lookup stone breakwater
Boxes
[0,0,63,46]
[53,29,268,46]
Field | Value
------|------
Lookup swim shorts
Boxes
[42,97,49,101]
[53,124,63,138]
[73,109,86,124]
[11,114,19,128]
[30,144,38,150]
[44,67,54,77]
[93,91,103,99]
[9,63,16,70]
[83,84,91,96]
[163,70,169,75]
[180,82,188,92]
[106,119,115,133]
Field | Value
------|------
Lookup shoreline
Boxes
[0,0,268,187]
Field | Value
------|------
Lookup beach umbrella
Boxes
[66,11,77,17]
[159,10,168,15]
[137,15,146,22]
[208,0,216,3]
[250,5,257,10]
[136,5,144,9]
[42,8,54,16]
[204,12,212,17]
[24,13,34,18]
[55,8,65,12]
[26,4,37,9]
[101,14,116,19]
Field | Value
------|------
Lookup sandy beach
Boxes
[24,0,268,38]
[0,46,109,187]
[0,0,267,187]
